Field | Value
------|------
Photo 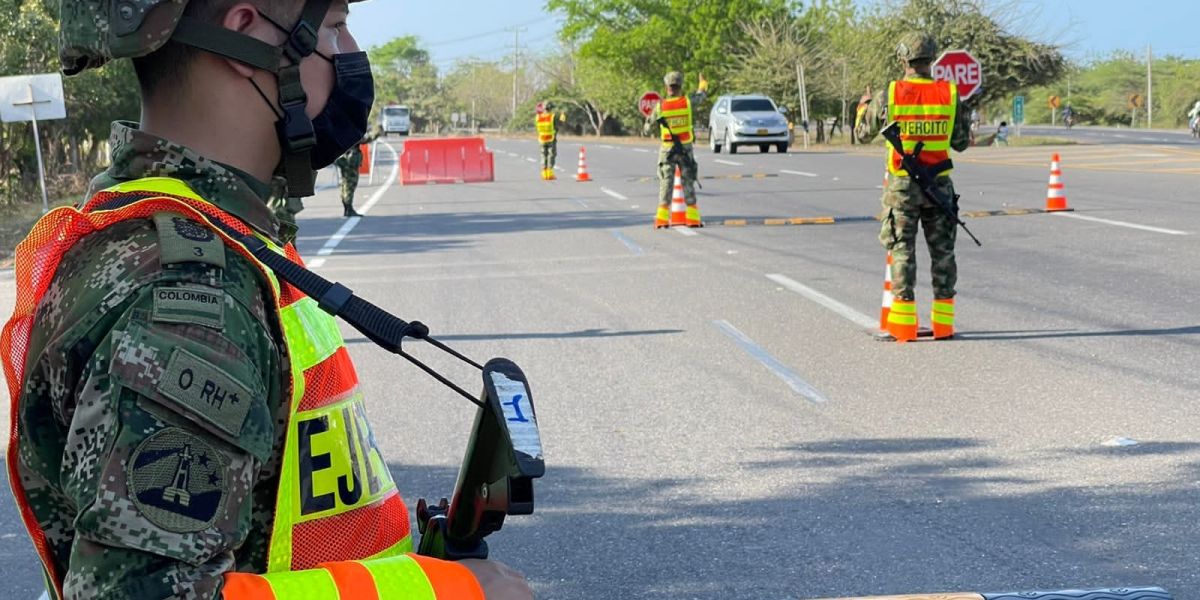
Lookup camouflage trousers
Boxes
[540,141,557,170]
[878,175,958,301]
[658,145,698,206]
[339,166,360,208]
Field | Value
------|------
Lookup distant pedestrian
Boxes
[335,142,364,217]
[995,121,1010,146]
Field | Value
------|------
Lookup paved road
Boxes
[1007,124,1198,146]
[1,136,1198,599]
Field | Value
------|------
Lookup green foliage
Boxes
[1021,53,1200,127]
[369,35,446,132]
[0,0,138,206]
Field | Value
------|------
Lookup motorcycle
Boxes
[1191,116,1200,139]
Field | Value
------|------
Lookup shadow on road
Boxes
[957,325,1200,342]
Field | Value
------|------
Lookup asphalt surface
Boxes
[1,134,1199,599]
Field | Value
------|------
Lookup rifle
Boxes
[880,122,981,247]
[656,116,700,180]
[416,358,545,560]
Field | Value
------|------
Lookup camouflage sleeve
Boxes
[643,104,660,136]
[27,216,280,599]
[951,97,971,152]
[854,89,888,144]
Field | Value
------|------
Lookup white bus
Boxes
[381,105,411,136]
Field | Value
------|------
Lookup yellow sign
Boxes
[1049,95,1061,109]
[1129,93,1144,109]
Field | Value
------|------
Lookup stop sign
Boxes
[638,91,662,118]
[932,50,983,100]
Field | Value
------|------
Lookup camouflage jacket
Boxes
[15,121,288,599]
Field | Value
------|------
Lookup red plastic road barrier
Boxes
[401,137,495,185]
[358,143,371,175]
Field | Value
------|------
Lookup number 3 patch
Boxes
[153,213,226,270]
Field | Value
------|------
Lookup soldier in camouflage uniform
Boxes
[334,143,363,217]
[3,0,531,598]
[643,71,708,224]
[855,32,971,342]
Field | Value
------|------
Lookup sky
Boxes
[347,0,1200,69]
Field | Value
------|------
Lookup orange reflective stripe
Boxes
[322,561,381,600]
[223,573,278,600]
[410,555,486,599]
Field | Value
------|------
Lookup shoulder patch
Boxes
[153,213,226,270]
[127,428,228,534]
[152,285,225,330]
[157,346,255,438]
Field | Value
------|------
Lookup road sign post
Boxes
[932,50,983,100]
[0,74,67,214]
[1013,96,1025,136]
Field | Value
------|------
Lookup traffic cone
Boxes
[668,166,688,227]
[931,298,955,339]
[1045,153,1070,211]
[879,253,894,331]
[575,147,592,182]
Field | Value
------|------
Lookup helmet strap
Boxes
[170,0,334,198]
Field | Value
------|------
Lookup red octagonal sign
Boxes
[639,91,662,118]
[932,50,983,100]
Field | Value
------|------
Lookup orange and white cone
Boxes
[1045,153,1070,211]
[575,147,592,182]
[879,252,894,331]
[886,300,919,343]
[668,166,688,227]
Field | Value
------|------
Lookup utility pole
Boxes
[508,27,526,123]
[1146,44,1153,129]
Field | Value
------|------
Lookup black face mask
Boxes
[310,51,375,169]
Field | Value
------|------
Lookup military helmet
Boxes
[664,71,683,87]
[895,32,939,63]
[544,101,555,111]
[58,0,364,75]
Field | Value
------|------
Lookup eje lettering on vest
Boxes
[297,398,389,517]
[898,120,950,136]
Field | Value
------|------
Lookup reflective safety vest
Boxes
[659,96,694,146]
[0,177,481,600]
[536,112,556,144]
[886,78,957,177]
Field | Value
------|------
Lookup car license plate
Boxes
[757,129,768,135]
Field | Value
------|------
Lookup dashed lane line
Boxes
[307,143,400,269]
[601,187,629,201]
[766,273,877,331]
[609,230,644,255]
[1052,212,1190,236]
[781,169,818,177]
[713,320,829,403]
[714,159,743,166]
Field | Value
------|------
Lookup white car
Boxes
[708,95,790,154]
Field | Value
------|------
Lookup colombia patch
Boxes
[127,428,228,533]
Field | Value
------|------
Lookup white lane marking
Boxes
[1114,134,1128,139]
[713,320,829,403]
[633,148,651,153]
[714,159,743,166]
[1139,136,1158,142]
[781,169,818,177]
[525,157,537,163]
[610,230,644,255]
[1052,212,1189,236]
[601,187,628,201]
[599,144,616,150]
[308,143,399,266]
[573,198,589,208]
[766,273,877,330]
[675,227,699,237]
[1102,436,1139,447]
[307,258,327,269]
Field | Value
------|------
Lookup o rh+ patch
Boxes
[127,428,228,533]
